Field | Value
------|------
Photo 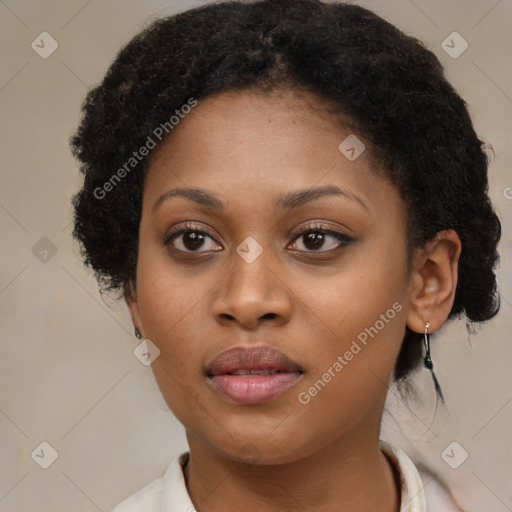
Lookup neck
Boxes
[183,426,400,512]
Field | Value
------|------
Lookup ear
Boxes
[406,229,461,334]
[124,280,144,337]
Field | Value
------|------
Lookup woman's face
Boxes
[130,87,416,464]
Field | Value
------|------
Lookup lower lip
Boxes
[209,373,302,404]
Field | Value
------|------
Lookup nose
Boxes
[211,245,292,330]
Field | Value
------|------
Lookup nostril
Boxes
[261,313,277,320]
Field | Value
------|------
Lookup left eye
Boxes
[289,227,352,252]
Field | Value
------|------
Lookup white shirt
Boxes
[111,440,456,511]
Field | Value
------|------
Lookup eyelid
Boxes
[288,220,354,242]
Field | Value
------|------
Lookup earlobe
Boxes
[406,229,461,334]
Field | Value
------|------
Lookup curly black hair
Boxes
[70,0,501,386]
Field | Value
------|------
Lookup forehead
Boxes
[142,87,401,220]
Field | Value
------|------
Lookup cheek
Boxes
[134,256,216,421]
[288,239,409,407]
[135,254,212,423]
[289,305,407,458]
[289,241,407,343]
[135,237,212,342]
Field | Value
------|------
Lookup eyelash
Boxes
[164,221,354,255]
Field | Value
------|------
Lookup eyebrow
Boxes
[152,185,369,212]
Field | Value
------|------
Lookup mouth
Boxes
[205,346,304,404]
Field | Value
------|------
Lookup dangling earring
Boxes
[422,321,444,403]
[423,322,433,370]
[134,327,142,339]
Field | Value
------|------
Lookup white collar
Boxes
[379,440,428,512]
[160,451,195,511]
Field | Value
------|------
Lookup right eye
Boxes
[164,223,223,253]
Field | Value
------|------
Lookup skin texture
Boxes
[126,87,461,512]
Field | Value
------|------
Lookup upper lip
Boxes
[206,346,303,376]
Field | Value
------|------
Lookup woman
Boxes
[70,0,501,510]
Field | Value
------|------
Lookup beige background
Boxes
[0,0,511,510]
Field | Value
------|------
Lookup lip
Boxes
[205,346,304,404]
